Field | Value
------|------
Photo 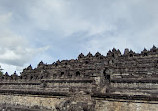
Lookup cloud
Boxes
[0,0,158,73]
[23,0,118,37]
[0,12,48,74]
[25,0,158,46]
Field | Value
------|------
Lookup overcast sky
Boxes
[0,0,158,74]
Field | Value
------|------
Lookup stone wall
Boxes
[0,46,158,110]
[0,94,63,110]
[96,99,158,111]
[0,94,158,111]
[110,83,158,96]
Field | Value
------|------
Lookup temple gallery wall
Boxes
[0,46,158,111]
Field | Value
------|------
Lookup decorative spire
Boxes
[143,48,147,52]
[112,48,116,52]
[5,72,9,76]
[150,45,157,52]
[39,61,44,64]
[95,52,101,57]
[152,45,156,49]
[117,49,121,55]
[56,60,60,63]
[129,49,134,53]
[13,71,17,75]
[38,61,44,67]
[107,50,112,56]
[27,65,32,70]
[87,52,93,57]
[124,48,129,55]
[78,53,84,58]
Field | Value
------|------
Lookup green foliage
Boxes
[0,66,3,76]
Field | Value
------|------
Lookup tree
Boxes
[0,66,3,76]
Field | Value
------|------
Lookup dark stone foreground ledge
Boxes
[111,79,158,83]
[93,93,158,102]
[0,89,68,97]
[1,89,158,102]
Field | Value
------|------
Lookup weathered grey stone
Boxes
[0,46,158,110]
